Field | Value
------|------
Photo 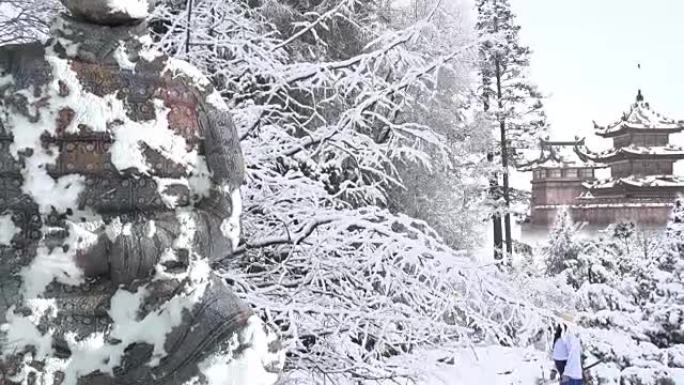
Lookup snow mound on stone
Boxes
[107,0,149,19]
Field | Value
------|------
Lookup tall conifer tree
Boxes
[476,0,547,259]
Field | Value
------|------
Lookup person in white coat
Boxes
[561,318,584,385]
[552,323,569,381]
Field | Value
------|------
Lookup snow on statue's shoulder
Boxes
[162,58,232,111]
[164,58,212,90]
[206,90,230,111]
[107,0,149,19]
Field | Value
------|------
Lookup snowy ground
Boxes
[367,346,554,385]
[419,346,551,385]
[408,345,684,385]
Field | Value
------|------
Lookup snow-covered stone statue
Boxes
[0,1,282,384]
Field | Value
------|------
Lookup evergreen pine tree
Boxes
[476,0,548,258]
[545,206,579,276]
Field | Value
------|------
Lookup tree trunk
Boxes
[490,173,503,260]
[492,3,513,261]
[494,59,512,261]
[185,0,193,54]
[484,90,502,258]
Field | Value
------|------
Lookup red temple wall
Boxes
[531,205,673,227]
[573,205,671,226]
[531,180,585,206]
[613,133,668,148]
[611,159,674,178]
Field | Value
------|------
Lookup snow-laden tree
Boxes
[587,223,661,306]
[147,0,549,384]
[475,0,547,152]
[383,1,493,249]
[476,0,548,256]
[544,207,580,276]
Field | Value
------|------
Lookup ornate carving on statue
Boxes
[0,1,282,384]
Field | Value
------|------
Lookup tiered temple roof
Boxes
[586,175,684,189]
[577,90,684,192]
[593,90,684,137]
[575,143,684,163]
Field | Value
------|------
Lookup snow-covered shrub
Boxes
[591,362,621,385]
[665,345,684,368]
[641,202,684,348]
[646,305,684,347]
[547,219,684,385]
[583,328,663,371]
[659,199,684,272]
[566,245,619,288]
[619,367,675,385]
[570,224,660,304]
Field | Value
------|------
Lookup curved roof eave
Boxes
[593,90,684,137]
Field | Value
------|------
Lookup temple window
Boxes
[659,161,671,174]
[579,168,594,179]
[565,168,578,178]
[549,169,562,178]
[656,135,668,146]
[636,162,651,174]
[614,135,630,148]
[612,162,629,176]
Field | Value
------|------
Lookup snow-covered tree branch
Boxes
[148,0,547,383]
[0,0,59,44]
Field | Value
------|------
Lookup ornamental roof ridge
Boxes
[518,137,600,170]
[594,89,684,137]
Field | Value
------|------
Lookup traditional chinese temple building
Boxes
[519,139,602,227]
[522,90,684,231]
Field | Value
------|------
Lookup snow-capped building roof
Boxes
[583,175,684,190]
[575,143,684,163]
[517,138,603,171]
[594,90,684,138]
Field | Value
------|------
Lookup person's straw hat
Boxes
[557,311,577,326]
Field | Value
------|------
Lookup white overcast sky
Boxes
[512,0,684,147]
